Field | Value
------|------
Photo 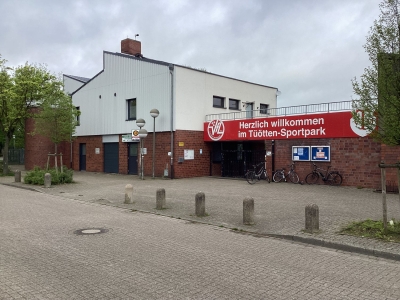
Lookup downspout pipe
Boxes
[169,64,174,179]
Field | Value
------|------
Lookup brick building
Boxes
[25,39,400,190]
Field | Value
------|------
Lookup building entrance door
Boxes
[245,103,253,118]
[79,143,86,171]
[128,143,138,175]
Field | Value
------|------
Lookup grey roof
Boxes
[64,74,90,83]
[71,50,278,96]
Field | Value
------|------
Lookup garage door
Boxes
[104,143,119,173]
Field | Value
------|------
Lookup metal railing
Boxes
[8,148,25,165]
[205,100,357,122]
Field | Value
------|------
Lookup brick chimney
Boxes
[121,38,141,56]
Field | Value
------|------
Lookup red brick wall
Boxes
[25,116,395,189]
[171,130,212,178]
[132,130,212,178]
[72,136,103,172]
[272,137,382,188]
[381,144,400,190]
[25,114,71,170]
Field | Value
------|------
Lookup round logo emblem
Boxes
[207,120,225,141]
[350,110,371,137]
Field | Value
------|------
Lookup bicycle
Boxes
[305,163,343,186]
[245,162,270,184]
[272,162,300,184]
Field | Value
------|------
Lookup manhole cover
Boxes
[73,228,109,235]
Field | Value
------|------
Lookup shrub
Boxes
[24,166,74,185]
[0,164,14,176]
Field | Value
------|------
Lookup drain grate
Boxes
[73,228,109,235]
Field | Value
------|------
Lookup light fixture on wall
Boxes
[150,108,159,179]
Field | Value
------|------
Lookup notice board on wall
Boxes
[292,146,310,161]
[311,146,330,162]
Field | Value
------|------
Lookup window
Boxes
[76,107,80,126]
[127,98,136,120]
[260,103,269,115]
[229,99,240,110]
[213,96,225,108]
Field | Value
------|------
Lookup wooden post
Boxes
[46,154,50,170]
[398,166,400,211]
[381,162,387,233]
[60,153,63,173]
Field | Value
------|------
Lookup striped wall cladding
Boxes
[72,52,173,137]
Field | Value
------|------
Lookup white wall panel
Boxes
[72,52,277,137]
[174,67,277,131]
[73,53,172,136]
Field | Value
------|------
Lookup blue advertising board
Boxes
[292,146,310,161]
[311,146,330,162]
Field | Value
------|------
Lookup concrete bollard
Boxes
[156,188,166,209]
[124,184,133,204]
[44,173,51,188]
[305,204,319,233]
[14,170,21,183]
[195,192,205,216]
[243,197,254,225]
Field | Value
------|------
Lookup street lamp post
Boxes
[136,119,147,180]
[150,109,159,179]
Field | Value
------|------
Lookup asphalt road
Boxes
[1,185,400,299]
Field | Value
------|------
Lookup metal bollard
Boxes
[124,184,133,204]
[14,170,21,183]
[44,173,51,188]
[195,192,205,216]
[156,188,166,209]
[243,197,254,225]
[305,204,319,233]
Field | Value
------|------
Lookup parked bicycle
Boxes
[305,163,343,186]
[245,162,270,184]
[272,161,300,183]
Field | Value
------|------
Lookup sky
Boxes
[0,0,381,108]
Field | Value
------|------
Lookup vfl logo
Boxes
[207,120,225,141]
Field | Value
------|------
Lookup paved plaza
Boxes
[1,182,400,299]
[1,169,400,259]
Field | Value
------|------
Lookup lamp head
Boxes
[136,118,146,128]
[150,108,159,118]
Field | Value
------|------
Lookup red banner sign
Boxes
[204,112,369,141]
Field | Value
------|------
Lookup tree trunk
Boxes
[54,144,58,174]
[2,135,10,175]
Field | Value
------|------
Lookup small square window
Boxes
[213,96,225,108]
[260,104,269,115]
[127,98,136,120]
[229,99,240,110]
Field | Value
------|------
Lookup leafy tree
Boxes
[0,55,67,175]
[352,0,400,145]
[32,86,78,172]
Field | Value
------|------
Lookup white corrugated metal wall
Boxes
[72,52,173,136]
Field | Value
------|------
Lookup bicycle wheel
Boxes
[305,172,319,184]
[272,170,285,182]
[288,171,300,184]
[327,172,342,186]
[246,171,257,184]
